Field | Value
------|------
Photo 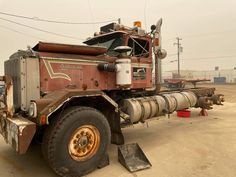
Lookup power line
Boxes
[87,0,95,32]
[163,29,236,43]
[163,55,236,65]
[183,30,236,39]
[0,17,84,40]
[144,0,147,30]
[163,37,176,42]
[0,24,45,40]
[182,55,236,60]
[0,11,117,25]
[167,53,177,56]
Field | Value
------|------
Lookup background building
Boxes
[163,68,236,83]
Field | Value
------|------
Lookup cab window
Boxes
[128,37,149,58]
[84,33,124,57]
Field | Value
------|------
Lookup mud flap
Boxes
[0,116,36,154]
[97,153,109,169]
[118,143,152,172]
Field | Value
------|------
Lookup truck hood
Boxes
[32,41,107,56]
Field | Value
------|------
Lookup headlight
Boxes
[29,102,37,118]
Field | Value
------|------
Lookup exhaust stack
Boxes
[151,18,167,93]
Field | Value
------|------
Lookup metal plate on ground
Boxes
[118,143,152,172]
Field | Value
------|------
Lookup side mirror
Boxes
[150,25,156,32]
[157,49,167,59]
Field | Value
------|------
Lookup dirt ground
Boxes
[0,84,236,177]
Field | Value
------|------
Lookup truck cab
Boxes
[0,20,224,177]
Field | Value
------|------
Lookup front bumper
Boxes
[0,113,36,154]
[0,76,36,154]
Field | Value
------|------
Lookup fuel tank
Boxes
[121,91,197,123]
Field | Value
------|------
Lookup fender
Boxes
[32,89,118,125]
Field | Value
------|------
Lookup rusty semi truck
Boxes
[0,19,224,177]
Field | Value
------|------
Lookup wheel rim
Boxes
[68,125,101,161]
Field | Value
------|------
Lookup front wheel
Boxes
[42,107,111,177]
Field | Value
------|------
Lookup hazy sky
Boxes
[0,0,236,74]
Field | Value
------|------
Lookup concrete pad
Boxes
[0,85,235,177]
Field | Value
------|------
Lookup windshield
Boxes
[84,33,124,56]
[92,37,123,56]
[92,39,115,48]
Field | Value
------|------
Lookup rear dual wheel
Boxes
[42,107,111,177]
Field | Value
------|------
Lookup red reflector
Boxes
[40,115,47,125]
[155,39,159,46]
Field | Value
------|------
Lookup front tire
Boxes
[42,107,111,177]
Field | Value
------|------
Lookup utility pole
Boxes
[118,18,121,24]
[174,37,182,78]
